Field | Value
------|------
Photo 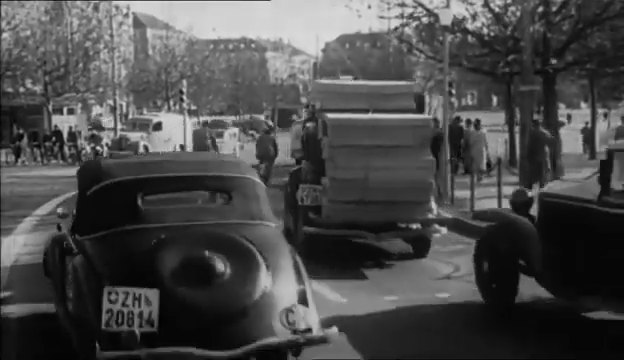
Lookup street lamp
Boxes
[438,3,453,204]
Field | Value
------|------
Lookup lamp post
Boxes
[438,3,453,204]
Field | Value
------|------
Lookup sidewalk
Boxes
[442,152,598,217]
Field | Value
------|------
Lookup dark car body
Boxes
[43,152,336,359]
[474,142,624,313]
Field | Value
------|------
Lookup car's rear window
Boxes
[140,190,232,209]
[214,130,225,139]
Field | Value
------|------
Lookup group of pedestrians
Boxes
[6,124,108,166]
[8,124,77,165]
[431,116,492,183]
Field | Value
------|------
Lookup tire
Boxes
[473,225,520,313]
[405,234,432,259]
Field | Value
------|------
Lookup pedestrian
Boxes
[28,128,42,164]
[527,119,554,190]
[430,117,444,198]
[580,122,591,154]
[470,119,489,182]
[11,127,25,165]
[614,115,624,141]
[51,124,66,163]
[19,128,30,165]
[42,129,54,164]
[256,126,278,185]
[448,116,464,175]
[66,126,80,163]
[289,114,304,166]
[300,105,324,184]
[566,113,572,125]
[462,118,474,175]
[192,122,219,153]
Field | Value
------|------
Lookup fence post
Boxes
[450,158,455,205]
[497,156,503,208]
[469,170,476,212]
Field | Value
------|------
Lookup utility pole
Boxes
[518,0,536,189]
[439,0,453,203]
[109,1,119,137]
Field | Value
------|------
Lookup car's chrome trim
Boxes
[87,173,264,196]
[539,195,624,214]
[96,326,339,360]
[77,221,279,241]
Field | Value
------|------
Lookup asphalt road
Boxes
[2,166,623,360]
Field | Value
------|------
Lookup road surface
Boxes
[1,166,623,360]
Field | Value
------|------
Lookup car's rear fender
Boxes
[73,223,316,350]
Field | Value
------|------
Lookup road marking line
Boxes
[311,280,348,303]
[383,295,399,301]
[1,303,56,318]
[1,191,76,290]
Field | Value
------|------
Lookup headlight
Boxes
[279,304,313,333]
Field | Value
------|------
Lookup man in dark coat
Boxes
[527,119,554,189]
[448,116,464,175]
[51,124,66,162]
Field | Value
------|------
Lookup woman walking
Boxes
[470,119,489,182]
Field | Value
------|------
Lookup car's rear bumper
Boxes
[96,326,339,359]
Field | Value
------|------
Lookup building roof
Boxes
[195,37,266,52]
[332,32,391,45]
[133,11,178,31]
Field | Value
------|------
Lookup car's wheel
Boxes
[405,234,432,259]
[473,226,520,312]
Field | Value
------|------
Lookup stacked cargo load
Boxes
[310,80,436,224]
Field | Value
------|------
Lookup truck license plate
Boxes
[296,184,323,206]
[101,287,160,332]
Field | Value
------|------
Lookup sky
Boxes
[116,0,393,56]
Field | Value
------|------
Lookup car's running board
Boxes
[96,326,340,359]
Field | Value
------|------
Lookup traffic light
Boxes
[179,79,187,110]
[448,80,455,98]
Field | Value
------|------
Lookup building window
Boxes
[66,107,77,115]
[52,107,64,115]
[355,40,362,47]
[344,42,350,49]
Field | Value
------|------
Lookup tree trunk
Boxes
[164,79,171,112]
[504,78,517,167]
[542,72,563,179]
[588,73,597,160]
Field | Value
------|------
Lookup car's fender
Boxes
[479,213,543,276]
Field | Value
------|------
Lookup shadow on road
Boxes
[302,236,399,281]
[1,313,75,360]
[322,300,624,359]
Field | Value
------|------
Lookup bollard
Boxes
[497,157,503,208]
[469,170,476,212]
[450,158,455,205]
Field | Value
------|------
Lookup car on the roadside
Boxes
[474,141,624,314]
[42,151,337,360]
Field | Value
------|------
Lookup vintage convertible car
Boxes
[43,152,338,360]
[473,141,624,314]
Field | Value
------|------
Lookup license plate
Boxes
[296,184,323,206]
[101,287,160,332]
